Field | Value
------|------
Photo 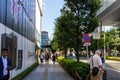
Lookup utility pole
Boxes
[104,34,106,59]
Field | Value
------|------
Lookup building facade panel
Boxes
[0,0,41,79]
[97,0,120,26]
[97,0,116,15]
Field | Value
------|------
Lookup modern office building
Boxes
[0,0,42,79]
[97,0,120,26]
[35,0,42,64]
[97,0,116,15]
[41,31,49,47]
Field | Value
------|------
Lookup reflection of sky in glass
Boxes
[11,0,23,24]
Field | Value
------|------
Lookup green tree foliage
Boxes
[90,28,120,56]
[51,0,101,61]
[106,28,120,52]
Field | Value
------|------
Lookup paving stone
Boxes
[23,60,74,80]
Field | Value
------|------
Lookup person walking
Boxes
[45,52,49,64]
[40,52,44,63]
[0,48,12,80]
[52,53,56,64]
[89,49,104,80]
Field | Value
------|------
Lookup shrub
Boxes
[11,63,38,80]
[58,56,89,80]
[106,56,120,61]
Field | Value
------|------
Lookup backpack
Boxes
[52,54,56,59]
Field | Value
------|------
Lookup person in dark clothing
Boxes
[0,48,12,80]
[45,52,49,63]
[52,53,56,64]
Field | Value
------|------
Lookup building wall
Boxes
[35,0,42,64]
[0,0,37,78]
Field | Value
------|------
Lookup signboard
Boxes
[17,50,23,69]
[83,34,90,42]
[83,42,91,46]
[93,33,100,39]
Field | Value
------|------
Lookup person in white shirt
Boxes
[89,49,104,80]
[40,52,44,63]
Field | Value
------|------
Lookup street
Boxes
[103,60,120,80]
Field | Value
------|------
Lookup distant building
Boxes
[41,31,49,47]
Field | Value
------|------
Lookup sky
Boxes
[41,0,113,40]
[42,0,65,40]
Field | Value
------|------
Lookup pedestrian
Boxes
[52,53,56,64]
[40,52,44,63]
[0,48,12,80]
[89,49,104,80]
[45,52,49,64]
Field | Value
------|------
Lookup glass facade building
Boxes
[0,0,36,42]
[0,0,42,79]
[97,0,116,15]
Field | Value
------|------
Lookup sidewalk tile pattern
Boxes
[23,61,74,80]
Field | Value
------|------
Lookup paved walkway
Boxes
[23,60,74,80]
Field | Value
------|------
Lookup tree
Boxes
[52,0,101,62]
[106,28,120,56]
[62,0,101,62]
[52,14,76,58]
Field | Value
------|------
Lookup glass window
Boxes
[0,0,2,22]
[6,0,13,29]
[0,0,6,25]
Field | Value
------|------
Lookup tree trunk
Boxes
[64,48,67,58]
[76,26,80,62]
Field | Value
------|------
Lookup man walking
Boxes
[0,48,12,80]
[90,49,104,80]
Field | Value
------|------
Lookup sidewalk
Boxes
[23,60,74,80]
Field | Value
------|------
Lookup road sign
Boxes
[83,34,90,42]
[83,42,91,46]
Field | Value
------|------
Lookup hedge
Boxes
[58,56,89,80]
[106,56,120,61]
[11,63,38,80]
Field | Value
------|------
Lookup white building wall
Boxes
[0,23,36,79]
[35,0,42,48]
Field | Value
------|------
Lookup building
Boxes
[0,0,42,79]
[35,0,42,64]
[97,0,116,16]
[41,31,49,47]
[97,0,120,26]
[93,0,119,33]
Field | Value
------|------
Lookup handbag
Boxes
[92,56,99,76]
